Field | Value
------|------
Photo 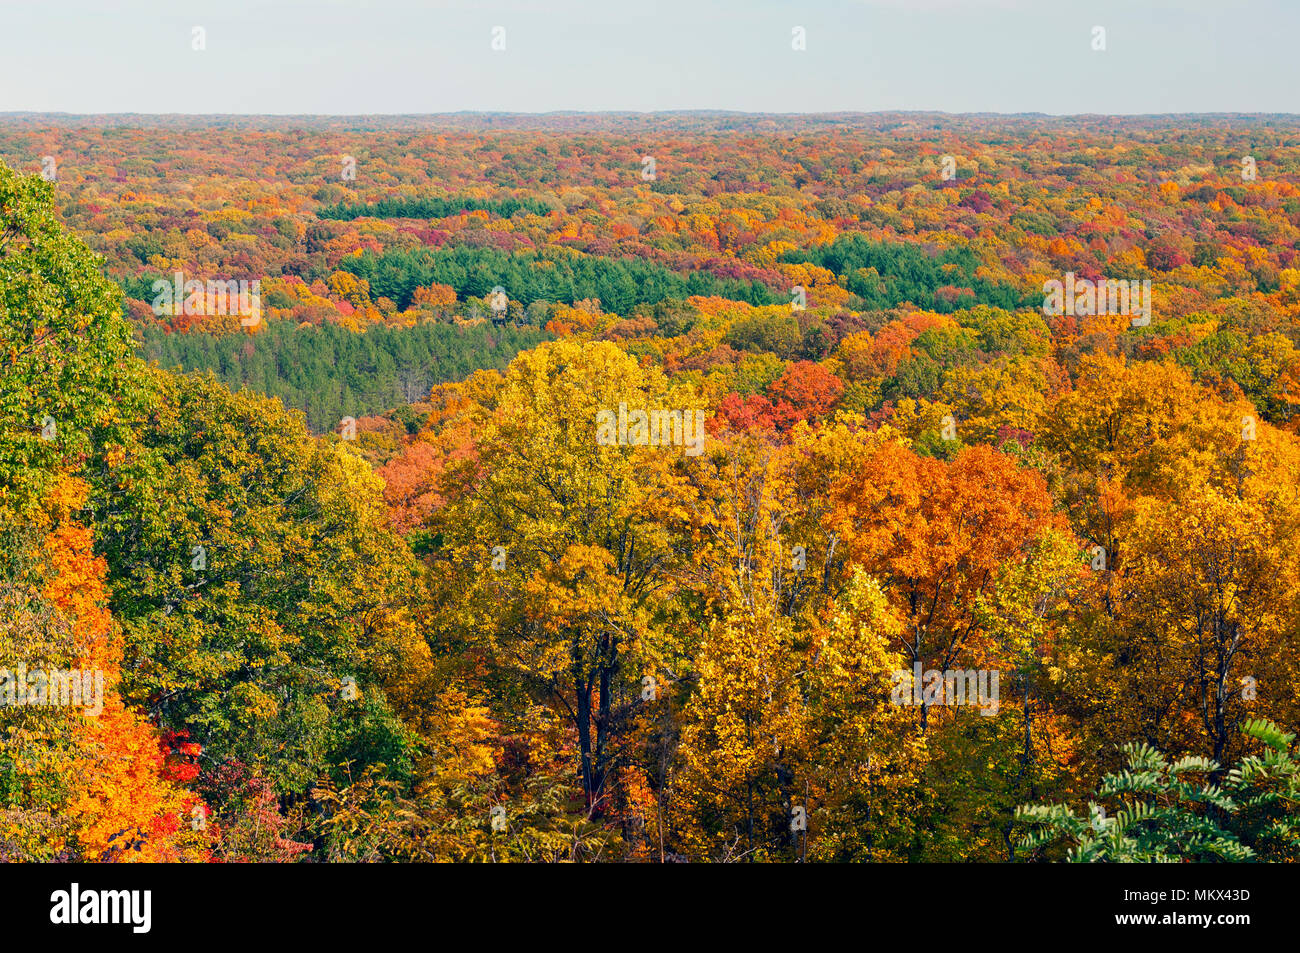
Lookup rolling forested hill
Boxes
[4,114,1300,864]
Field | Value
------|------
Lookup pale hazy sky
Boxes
[1,0,1296,115]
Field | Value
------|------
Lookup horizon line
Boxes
[4,109,1300,121]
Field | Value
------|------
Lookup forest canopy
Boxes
[3,113,1300,863]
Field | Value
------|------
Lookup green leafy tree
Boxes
[91,369,420,802]
[1016,719,1300,862]
[0,159,145,515]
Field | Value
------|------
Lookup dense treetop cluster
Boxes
[2,115,1299,862]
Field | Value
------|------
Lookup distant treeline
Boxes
[139,318,549,432]
[781,236,1035,312]
[317,196,554,221]
[341,245,782,313]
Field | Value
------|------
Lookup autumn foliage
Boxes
[5,114,1300,863]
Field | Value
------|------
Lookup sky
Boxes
[1,0,1297,116]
